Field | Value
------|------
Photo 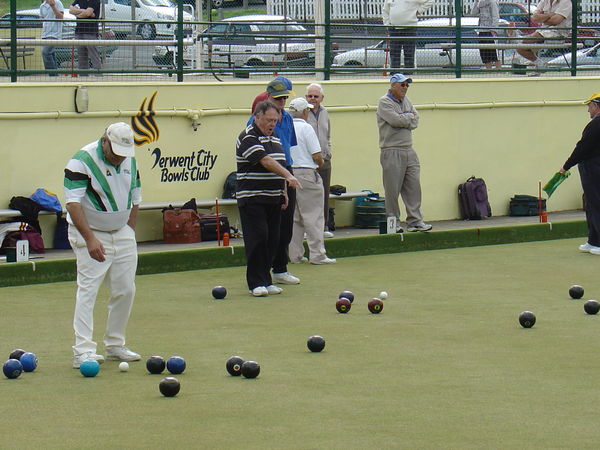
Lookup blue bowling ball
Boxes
[3,359,23,379]
[166,356,186,375]
[20,352,38,372]
[79,359,100,377]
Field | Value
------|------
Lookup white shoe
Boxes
[73,352,105,369]
[291,257,308,264]
[266,285,283,295]
[272,272,300,284]
[310,257,337,265]
[324,231,334,238]
[407,223,433,232]
[579,242,593,252]
[250,286,269,297]
[590,247,600,255]
[105,346,141,362]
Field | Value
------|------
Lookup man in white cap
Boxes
[288,97,336,265]
[377,74,432,233]
[64,122,142,368]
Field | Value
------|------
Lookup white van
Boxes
[102,0,194,39]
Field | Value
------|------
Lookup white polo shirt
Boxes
[64,139,142,231]
[291,118,322,169]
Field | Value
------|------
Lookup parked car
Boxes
[153,14,315,69]
[0,9,118,66]
[546,42,600,68]
[332,17,513,69]
[103,0,194,39]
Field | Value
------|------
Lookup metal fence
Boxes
[1,12,599,82]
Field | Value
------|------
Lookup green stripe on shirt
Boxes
[74,148,119,212]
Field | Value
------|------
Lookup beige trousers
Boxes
[289,168,327,262]
[380,147,424,226]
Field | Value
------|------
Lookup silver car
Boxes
[332,17,512,69]
[153,14,315,69]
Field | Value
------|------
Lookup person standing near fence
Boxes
[382,0,434,74]
[470,0,501,69]
[69,0,102,74]
[40,0,65,76]
[376,73,432,233]
[305,82,334,238]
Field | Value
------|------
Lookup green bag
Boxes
[543,171,570,198]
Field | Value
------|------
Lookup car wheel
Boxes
[138,23,156,40]
[245,59,265,67]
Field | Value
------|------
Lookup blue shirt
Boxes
[247,110,297,167]
[40,0,64,39]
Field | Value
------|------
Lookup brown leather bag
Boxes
[163,209,201,244]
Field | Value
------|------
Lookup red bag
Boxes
[163,209,200,244]
[1,228,45,254]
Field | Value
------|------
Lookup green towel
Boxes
[543,171,570,198]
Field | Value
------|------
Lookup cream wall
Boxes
[0,77,595,244]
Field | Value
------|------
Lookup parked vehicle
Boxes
[0,9,117,67]
[546,42,600,68]
[153,14,315,69]
[332,17,512,69]
[102,0,194,39]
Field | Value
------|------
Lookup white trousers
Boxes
[69,225,138,356]
[289,168,327,262]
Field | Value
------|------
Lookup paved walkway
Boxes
[15,210,585,263]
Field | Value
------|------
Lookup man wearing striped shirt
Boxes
[64,122,142,368]
[236,102,302,297]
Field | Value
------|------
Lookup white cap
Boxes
[105,122,135,157]
[288,97,314,113]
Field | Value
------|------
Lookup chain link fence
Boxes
[1,1,599,82]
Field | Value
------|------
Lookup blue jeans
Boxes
[42,39,58,76]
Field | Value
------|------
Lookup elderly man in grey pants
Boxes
[376,73,432,233]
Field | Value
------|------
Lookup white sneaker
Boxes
[266,285,283,295]
[407,223,433,232]
[324,231,334,238]
[105,346,141,362]
[579,242,593,252]
[291,257,308,264]
[272,272,300,285]
[310,257,337,265]
[590,246,600,255]
[73,352,105,369]
[250,286,269,297]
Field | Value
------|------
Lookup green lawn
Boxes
[2,238,600,448]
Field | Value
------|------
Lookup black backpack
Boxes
[222,171,237,199]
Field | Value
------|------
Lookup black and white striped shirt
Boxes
[236,122,286,204]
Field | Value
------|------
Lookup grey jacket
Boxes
[376,93,419,149]
[307,106,332,161]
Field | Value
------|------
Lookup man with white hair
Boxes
[288,97,336,265]
[376,73,432,233]
[305,82,334,238]
[64,122,142,368]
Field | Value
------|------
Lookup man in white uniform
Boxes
[288,98,336,265]
[64,122,142,368]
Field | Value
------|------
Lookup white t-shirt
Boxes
[291,118,321,169]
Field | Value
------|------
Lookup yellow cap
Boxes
[583,92,600,104]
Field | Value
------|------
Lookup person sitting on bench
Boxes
[516,0,572,76]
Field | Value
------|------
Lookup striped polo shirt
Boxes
[235,122,286,204]
[64,139,142,231]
